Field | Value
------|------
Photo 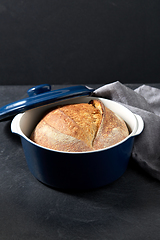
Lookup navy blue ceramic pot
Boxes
[11,97,144,190]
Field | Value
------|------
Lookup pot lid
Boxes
[0,84,94,121]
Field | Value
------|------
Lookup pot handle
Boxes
[132,114,144,136]
[11,113,23,137]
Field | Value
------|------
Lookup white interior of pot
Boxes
[18,97,137,151]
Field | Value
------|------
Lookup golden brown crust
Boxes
[92,101,129,149]
[30,99,129,152]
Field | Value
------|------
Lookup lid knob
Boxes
[27,84,51,97]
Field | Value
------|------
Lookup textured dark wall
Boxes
[0,0,160,85]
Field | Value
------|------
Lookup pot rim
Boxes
[11,97,144,154]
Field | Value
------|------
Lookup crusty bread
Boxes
[30,99,129,152]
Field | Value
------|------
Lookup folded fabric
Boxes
[94,81,160,181]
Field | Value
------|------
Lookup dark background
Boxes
[0,0,160,85]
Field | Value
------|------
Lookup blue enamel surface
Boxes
[20,136,134,190]
[27,84,51,96]
[0,85,94,121]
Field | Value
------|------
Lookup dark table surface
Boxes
[0,83,160,240]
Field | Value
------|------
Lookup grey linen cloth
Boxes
[94,81,160,181]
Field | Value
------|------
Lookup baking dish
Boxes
[11,94,144,190]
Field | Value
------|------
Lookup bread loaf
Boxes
[30,99,129,152]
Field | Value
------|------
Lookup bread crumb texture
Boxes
[30,99,129,152]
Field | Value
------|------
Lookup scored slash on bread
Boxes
[30,99,129,152]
